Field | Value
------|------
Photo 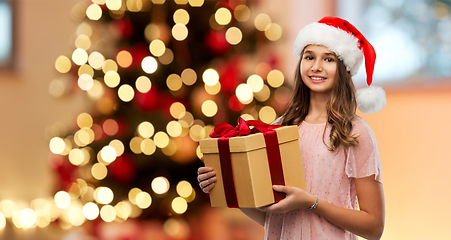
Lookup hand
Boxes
[258,185,316,213]
[197,166,217,193]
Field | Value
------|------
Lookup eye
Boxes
[304,56,314,60]
[325,57,335,62]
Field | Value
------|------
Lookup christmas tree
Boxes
[48,0,289,236]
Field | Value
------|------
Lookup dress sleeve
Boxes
[345,118,382,183]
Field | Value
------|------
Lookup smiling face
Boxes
[300,45,338,95]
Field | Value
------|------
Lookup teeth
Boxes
[311,77,326,80]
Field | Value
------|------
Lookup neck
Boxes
[305,91,329,124]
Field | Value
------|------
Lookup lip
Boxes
[309,75,327,83]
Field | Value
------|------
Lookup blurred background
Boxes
[0,0,450,239]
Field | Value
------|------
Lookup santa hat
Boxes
[293,16,386,114]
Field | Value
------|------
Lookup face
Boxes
[300,45,337,95]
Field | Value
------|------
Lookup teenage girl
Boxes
[197,16,386,240]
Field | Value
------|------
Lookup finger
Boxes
[199,176,217,188]
[197,171,216,182]
[272,185,290,193]
[201,183,215,193]
[197,167,214,175]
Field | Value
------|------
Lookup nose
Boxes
[311,59,322,72]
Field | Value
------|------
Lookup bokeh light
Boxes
[235,83,253,104]
[173,9,190,25]
[247,74,264,92]
[167,121,183,137]
[254,84,271,102]
[188,0,204,7]
[151,176,170,195]
[135,192,152,209]
[202,68,219,86]
[135,76,152,93]
[234,5,250,22]
[149,39,166,57]
[96,187,114,204]
[171,197,188,214]
[78,73,94,91]
[109,139,125,156]
[118,84,135,102]
[204,82,221,95]
[77,113,93,129]
[141,138,156,155]
[91,163,108,180]
[267,69,284,88]
[138,121,155,138]
[75,34,91,50]
[100,205,116,222]
[154,131,170,148]
[86,4,102,20]
[142,56,158,74]
[159,48,174,65]
[167,74,183,91]
[100,145,117,163]
[54,191,71,209]
[72,48,89,66]
[104,71,121,88]
[116,50,133,68]
[259,106,277,124]
[172,24,188,41]
[254,13,271,31]
[49,137,65,154]
[20,208,37,228]
[181,68,197,85]
[201,100,218,117]
[102,59,118,73]
[215,7,232,25]
[55,56,72,73]
[83,202,99,220]
[170,102,186,119]
[225,27,242,45]
[265,23,282,41]
[106,0,122,10]
[88,51,105,70]
[176,181,193,198]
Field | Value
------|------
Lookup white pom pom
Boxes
[356,86,386,114]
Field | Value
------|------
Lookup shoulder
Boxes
[351,116,376,139]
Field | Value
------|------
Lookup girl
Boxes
[197,17,386,240]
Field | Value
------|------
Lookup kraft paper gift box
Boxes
[199,121,305,208]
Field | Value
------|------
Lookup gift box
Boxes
[199,119,305,208]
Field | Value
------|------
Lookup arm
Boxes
[259,175,385,240]
[197,166,267,226]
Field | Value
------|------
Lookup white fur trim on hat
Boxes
[356,86,386,114]
[293,22,364,76]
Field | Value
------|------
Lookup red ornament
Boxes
[228,95,244,112]
[218,58,243,95]
[108,154,136,183]
[205,30,231,55]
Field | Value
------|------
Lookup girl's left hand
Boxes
[259,185,316,213]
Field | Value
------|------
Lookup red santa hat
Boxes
[293,16,386,114]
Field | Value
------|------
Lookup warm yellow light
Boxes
[204,82,221,95]
[235,83,253,104]
[267,69,284,88]
[172,24,188,41]
[68,207,85,226]
[159,48,174,65]
[92,0,106,4]
[102,59,118,73]
[202,68,219,86]
[20,208,37,228]
[175,0,188,4]
[83,202,99,220]
[118,84,135,102]
[152,0,165,3]
[135,192,152,209]
[138,121,155,138]
[55,55,72,73]
[100,205,116,222]
[0,212,7,230]
[141,138,156,155]
[100,145,117,163]
[215,7,232,25]
[247,74,264,92]
[96,187,114,204]
[142,56,158,74]
[181,68,197,85]
[188,0,203,7]
[49,137,65,154]
[171,197,188,214]
[77,22,93,38]
[129,137,144,154]
[115,201,132,220]
[144,23,160,41]
[109,139,124,156]
[74,128,94,147]
[116,50,133,68]
[234,5,250,22]
[48,78,66,98]
[173,9,190,25]
[88,51,105,70]
[259,106,277,124]
[189,124,203,142]
[104,71,121,88]
[106,0,122,10]
[201,125,215,139]
[154,131,170,148]
[72,48,89,66]
[254,13,271,31]
[201,100,218,117]
[86,4,102,20]
[136,76,152,93]
[265,23,282,41]
[78,64,94,77]
[225,27,242,45]
[91,163,108,180]
[77,113,93,129]
[254,84,271,102]
[54,191,71,209]
[0,200,16,218]
[149,39,166,57]
[75,34,91,50]
[103,119,119,136]
[170,102,186,119]
[151,176,170,195]
[78,73,94,91]
[161,139,177,156]
[176,181,193,198]
[167,121,182,137]
[35,210,51,228]
[69,149,85,166]
[167,74,183,91]
[128,188,142,205]
[240,113,255,121]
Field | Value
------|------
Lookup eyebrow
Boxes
[304,50,336,57]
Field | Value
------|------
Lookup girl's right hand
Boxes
[197,167,217,193]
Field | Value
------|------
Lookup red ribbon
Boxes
[209,118,286,207]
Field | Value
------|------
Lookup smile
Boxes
[309,76,327,83]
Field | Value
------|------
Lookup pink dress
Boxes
[264,116,382,240]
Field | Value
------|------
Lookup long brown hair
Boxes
[280,48,358,151]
